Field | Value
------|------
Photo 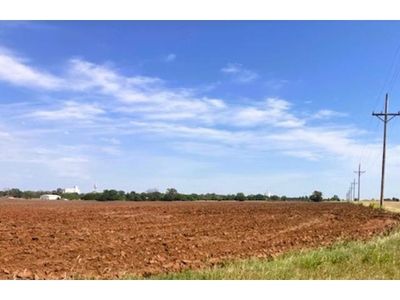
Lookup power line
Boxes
[356,41,400,168]
[350,41,400,201]
[375,42,400,109]
[372,93,400,208]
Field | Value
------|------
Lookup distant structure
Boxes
[93,184,98,193]
[63,185,80,194]
[40,194,61,200]
[264,191,272,197]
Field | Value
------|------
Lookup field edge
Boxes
[127,226,400,280]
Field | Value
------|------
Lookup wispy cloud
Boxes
[31,101,105,121]
[164,53,176,62]
[265,79,289,90]
[312,109,348,120]
[0,45,382,180]
[0,48,62,89]
[66,59,227,123]
[233,98,305,128]
[221,63,258,83]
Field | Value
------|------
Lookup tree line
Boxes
[0,188,343,202]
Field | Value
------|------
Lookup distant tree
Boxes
[82,192,100,200]
[269,195,280,201]
[55,188,64,195]
[189,193,200,201]
[22,191,36,199]
[164,188,179,201]
[139,192,149,201]
[247,194,266,201]
[147,191,163,201]
[235,192,246,201]
[1,187,338,203]
[310,191,323,202]
[126,191,141,201]
[331,195,340,202]
[256,194,266,201]
[203,193,217,200]
[99,190,125,201]
[62,193,80,200]
[7,188,23,198]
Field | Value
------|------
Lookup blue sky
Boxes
[1,21,400,198]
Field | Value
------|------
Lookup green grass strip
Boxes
[129,230,400,280]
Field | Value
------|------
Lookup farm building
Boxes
[40,194,61,200]
[63,185,80,194]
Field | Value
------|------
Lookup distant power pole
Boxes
[354,163,366,201]
[351,179,357,201]
[348,185,352,201]
[372,93,400,208]
[346,187,351,201]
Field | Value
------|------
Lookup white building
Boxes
[63,185,80,194]
[40,194,61,200]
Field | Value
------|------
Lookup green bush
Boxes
[61,193,80,200]
[310,191,323,202]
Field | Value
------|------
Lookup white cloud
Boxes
[99,146,121,156]
[68,59,161,98]
[0,130,92,180]
[46,156,91,179]
[129,121,247,144]
[0,129,11,139]
[31,101,105,121]
[312,109,347,119]
[233,98,305,128]
[204,98,226,109]
[221,63,258,83]
[164,53,176,62]
[0,54,365,164]
[267,126,371,162]
[0,47,378,170]
[100,137,121,145]
[66,59,228,123]
[281,150,320,161]
[0,48,62,89]
[265,79,289,90]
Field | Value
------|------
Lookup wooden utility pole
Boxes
[349,184,353,201]
[351,179,357,201]
[372,93,400,208]
[354,163,365,201]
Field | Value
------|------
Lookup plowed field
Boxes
[0,200,399,279]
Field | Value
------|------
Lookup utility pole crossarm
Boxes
[372,112,400,123]
[372,112,400,115]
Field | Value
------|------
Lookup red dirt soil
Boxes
[0,200,399,279]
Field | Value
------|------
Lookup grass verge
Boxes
[130,229,400,279]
